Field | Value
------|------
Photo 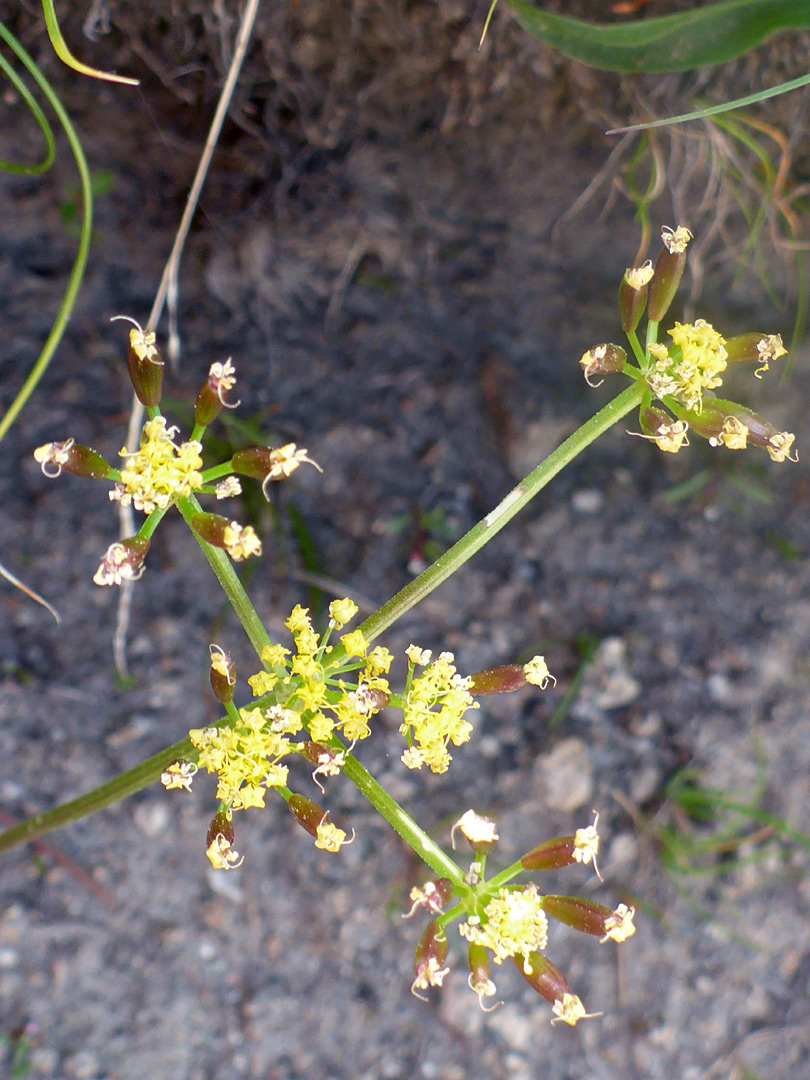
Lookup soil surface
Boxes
[2,4,810,1079]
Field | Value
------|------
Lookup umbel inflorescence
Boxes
[33,319,321,583]
[35,318,631,1023]
[167,619,629,1026]
[580,225,797,463]
[29,231,796,1023]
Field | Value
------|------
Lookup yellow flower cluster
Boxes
[190,702,302,810]
[459,884,548,970]
[646,319,728,411]
[111,416,203,513]
[400,650,478,774]
[247,603,394,745]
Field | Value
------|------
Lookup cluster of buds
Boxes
[579,226,797,464]
[409,809,635,1024]
[33,319,322,586]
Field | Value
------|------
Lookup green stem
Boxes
[177,495,272,657]
[0,738,192,855]
[358,382,643,643]
[625,329,646,367]
[339,753,465,886]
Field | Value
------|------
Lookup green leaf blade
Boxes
[504,0,810,74]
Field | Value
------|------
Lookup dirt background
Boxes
[2,2,810,1078]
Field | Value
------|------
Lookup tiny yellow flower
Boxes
[93,540,149,586]
[754,333,787,377]
[573,812,601,879]
[551,993,602,1026]
[34,439,75,478]
[160,760,198,792]
[248,670,278,697]
[451,809,499,849]
[208,358,239,405]
[709,416,748,450]
[285,604,313,636]
[406,644,432,666]
[653,418,690,453]
[411,955,450,996]
[328,597,359,629]
[767,431,798,463]
[215,476,242,499]
[222,521,262,561]
[364,646,394,676]
[314,818,354,852]
[600,903,636,943]
[260,643,292,668]
[661,224,693,254]
[340,629,369,657]
[206,833,244,870]
[624,260,654,289]
[523,656,556,689]
[263,443,322,487]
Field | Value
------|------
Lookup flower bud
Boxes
[112,317,164,407]
[205,810,244,869]
[287,794,352,852]
[520,813,600,875]
[541,895,636,942]
[618,261,653,333]
[682,398,798,461]
[632,405,690,454]
[34,439,115,480]
[514,950,569,1005]
[287,793,325,837]
[724,333,786,377]
[579,343,627,387]
[520,835,580,871]
[209,644,236,704]
[190,512,262,561]
[194,359,240,427]
[468,664,527,695]
[409,878,455,915]
[93,536,150,586]
[647,226,692,322]
[467,942,497,1008]
[232,444,322,499]
[412,919,449,999]
[516,954,600,1025]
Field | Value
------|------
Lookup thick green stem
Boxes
[358,382,643,643]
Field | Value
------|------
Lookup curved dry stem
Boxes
[113,0,263,676]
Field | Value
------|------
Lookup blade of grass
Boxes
[0,20,93,446]
[0,47,55,175]
[608,72,810,134]
[40,0,138,85]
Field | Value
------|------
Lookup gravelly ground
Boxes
[2,5,810,1079]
